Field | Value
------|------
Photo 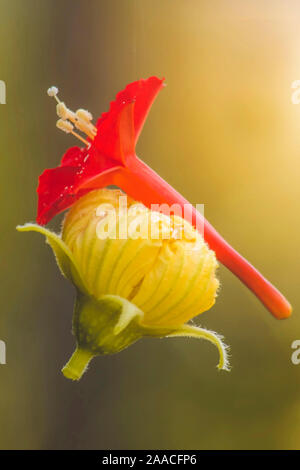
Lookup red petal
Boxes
[60,146,86,167]
[94,76,164,163]
[37,146,121,225]
[37,166,80,225]
[37,77,164,225]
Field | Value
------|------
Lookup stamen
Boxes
[47,86,97,142]
[70,131,90,146]
[75,109,97,137]
[56,119,89,146]
[56,118,74,133]
[76,109,93,123]
[56,102,73,121]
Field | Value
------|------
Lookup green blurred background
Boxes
[0,0,299,449]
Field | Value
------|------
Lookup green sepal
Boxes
[62,293,145,380]
[165,324,230,371]
[62,290,230,381]
[17,223,88,294]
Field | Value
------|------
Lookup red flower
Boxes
[38,77,164,225]
[37,77,291,320]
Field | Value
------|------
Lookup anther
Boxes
[56,102,75,121]
[56,119,74,134]
[74,118,97,138]
[48,85,97,144]
[56,119,89,146]
[76,109,93,123]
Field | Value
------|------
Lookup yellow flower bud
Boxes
[17,189,229,380]
[62,189,219,328]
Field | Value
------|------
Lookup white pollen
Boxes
[56,102,69,120]
[47,86,59,97]
[76,109,93,122]
[56,119,74,134]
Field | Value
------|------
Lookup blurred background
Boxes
[0,0,299,450]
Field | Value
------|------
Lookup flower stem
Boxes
[62,348,94,381]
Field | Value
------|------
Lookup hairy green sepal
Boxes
[62,293,145,380]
